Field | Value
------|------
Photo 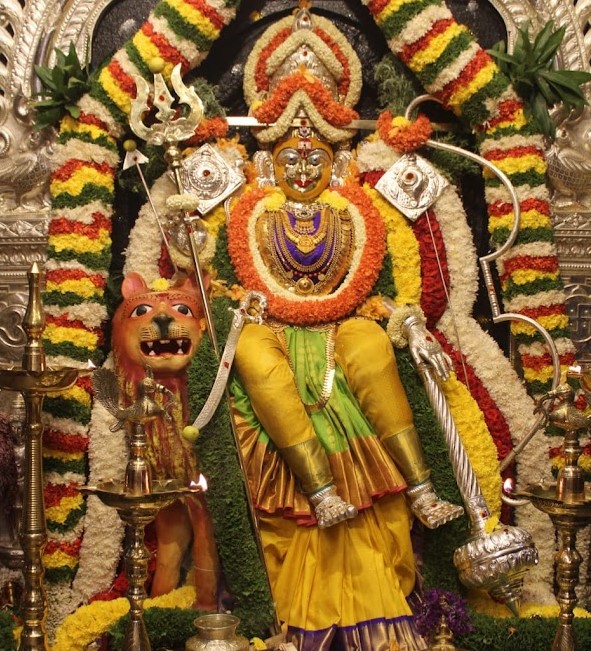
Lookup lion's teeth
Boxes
[146,341,154,349]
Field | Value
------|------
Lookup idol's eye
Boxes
[276,149,299,166]
[130,304,153,318]
[173,303,194,317]
[307,150,330,166]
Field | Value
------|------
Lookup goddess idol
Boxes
[226,7,465,649]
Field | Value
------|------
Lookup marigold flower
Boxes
[377,110,432,153]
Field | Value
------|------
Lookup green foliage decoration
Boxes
[458,612,591,650]
[211,224,238,288]
[188,77,226,118]
[375,54,422,116]
[0,611,17,651]
[395,348,467,591]
[488,21,591,137]
[109,607,201,650]
[186,296,275,638]
[117,142,168,196]
[33,43,91,130]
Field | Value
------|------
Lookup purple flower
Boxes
[414,588,474,637]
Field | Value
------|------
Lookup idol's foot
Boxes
[407,480,464,529]
[310,484,358,528]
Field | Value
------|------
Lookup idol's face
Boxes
[273,135,333,202]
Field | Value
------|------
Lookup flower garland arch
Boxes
[42,0,576,638]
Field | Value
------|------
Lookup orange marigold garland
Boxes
[376,111,433,153]
[252,72,359,127]
[228,184,386,326]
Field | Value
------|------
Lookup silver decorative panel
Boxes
[553,211,591,361]
[0,0,114,365]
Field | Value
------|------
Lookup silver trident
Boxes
[129,63,220,355]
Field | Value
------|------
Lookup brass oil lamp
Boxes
[0,264,90,651]
[83,365,204,651]
[516,379,591,651]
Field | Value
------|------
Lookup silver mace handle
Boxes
[414,357,538,614]
[405,95,561,475]
[412,355,486,529]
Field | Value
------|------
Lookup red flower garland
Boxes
[412,209,450,327]
[49,212,111,237]
[44,429,89,453]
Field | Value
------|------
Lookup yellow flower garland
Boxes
[441,372,502,528]
[51,586,196,651]
[46,496,84,525]
[369,188,421,306]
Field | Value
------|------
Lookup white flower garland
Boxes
[432,185,556,603]
[387,4,451,52]
[77,95,122,138]
[51,141,120,170]
[265,29,344,82]
[355,138,400,173]
[243,14,362,109]
[124,175,175,282]
[243,18,288,106]
[69,355,127,611]
[45,303,107,329]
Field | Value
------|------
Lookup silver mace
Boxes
[384,95,553,614]
[407,335,538,615]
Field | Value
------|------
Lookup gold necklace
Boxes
[264,205,353,295]
[284,201,324,223]
[280,206,328,254]
[277,325,337,413]
[270,208,337,275]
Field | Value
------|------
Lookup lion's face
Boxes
[112,273,204,377]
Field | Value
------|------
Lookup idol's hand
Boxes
[403,315,452,381]
[309,484,357,528]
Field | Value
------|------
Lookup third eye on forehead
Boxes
[276,148,332,166]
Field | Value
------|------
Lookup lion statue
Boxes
[111,271,219,610]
